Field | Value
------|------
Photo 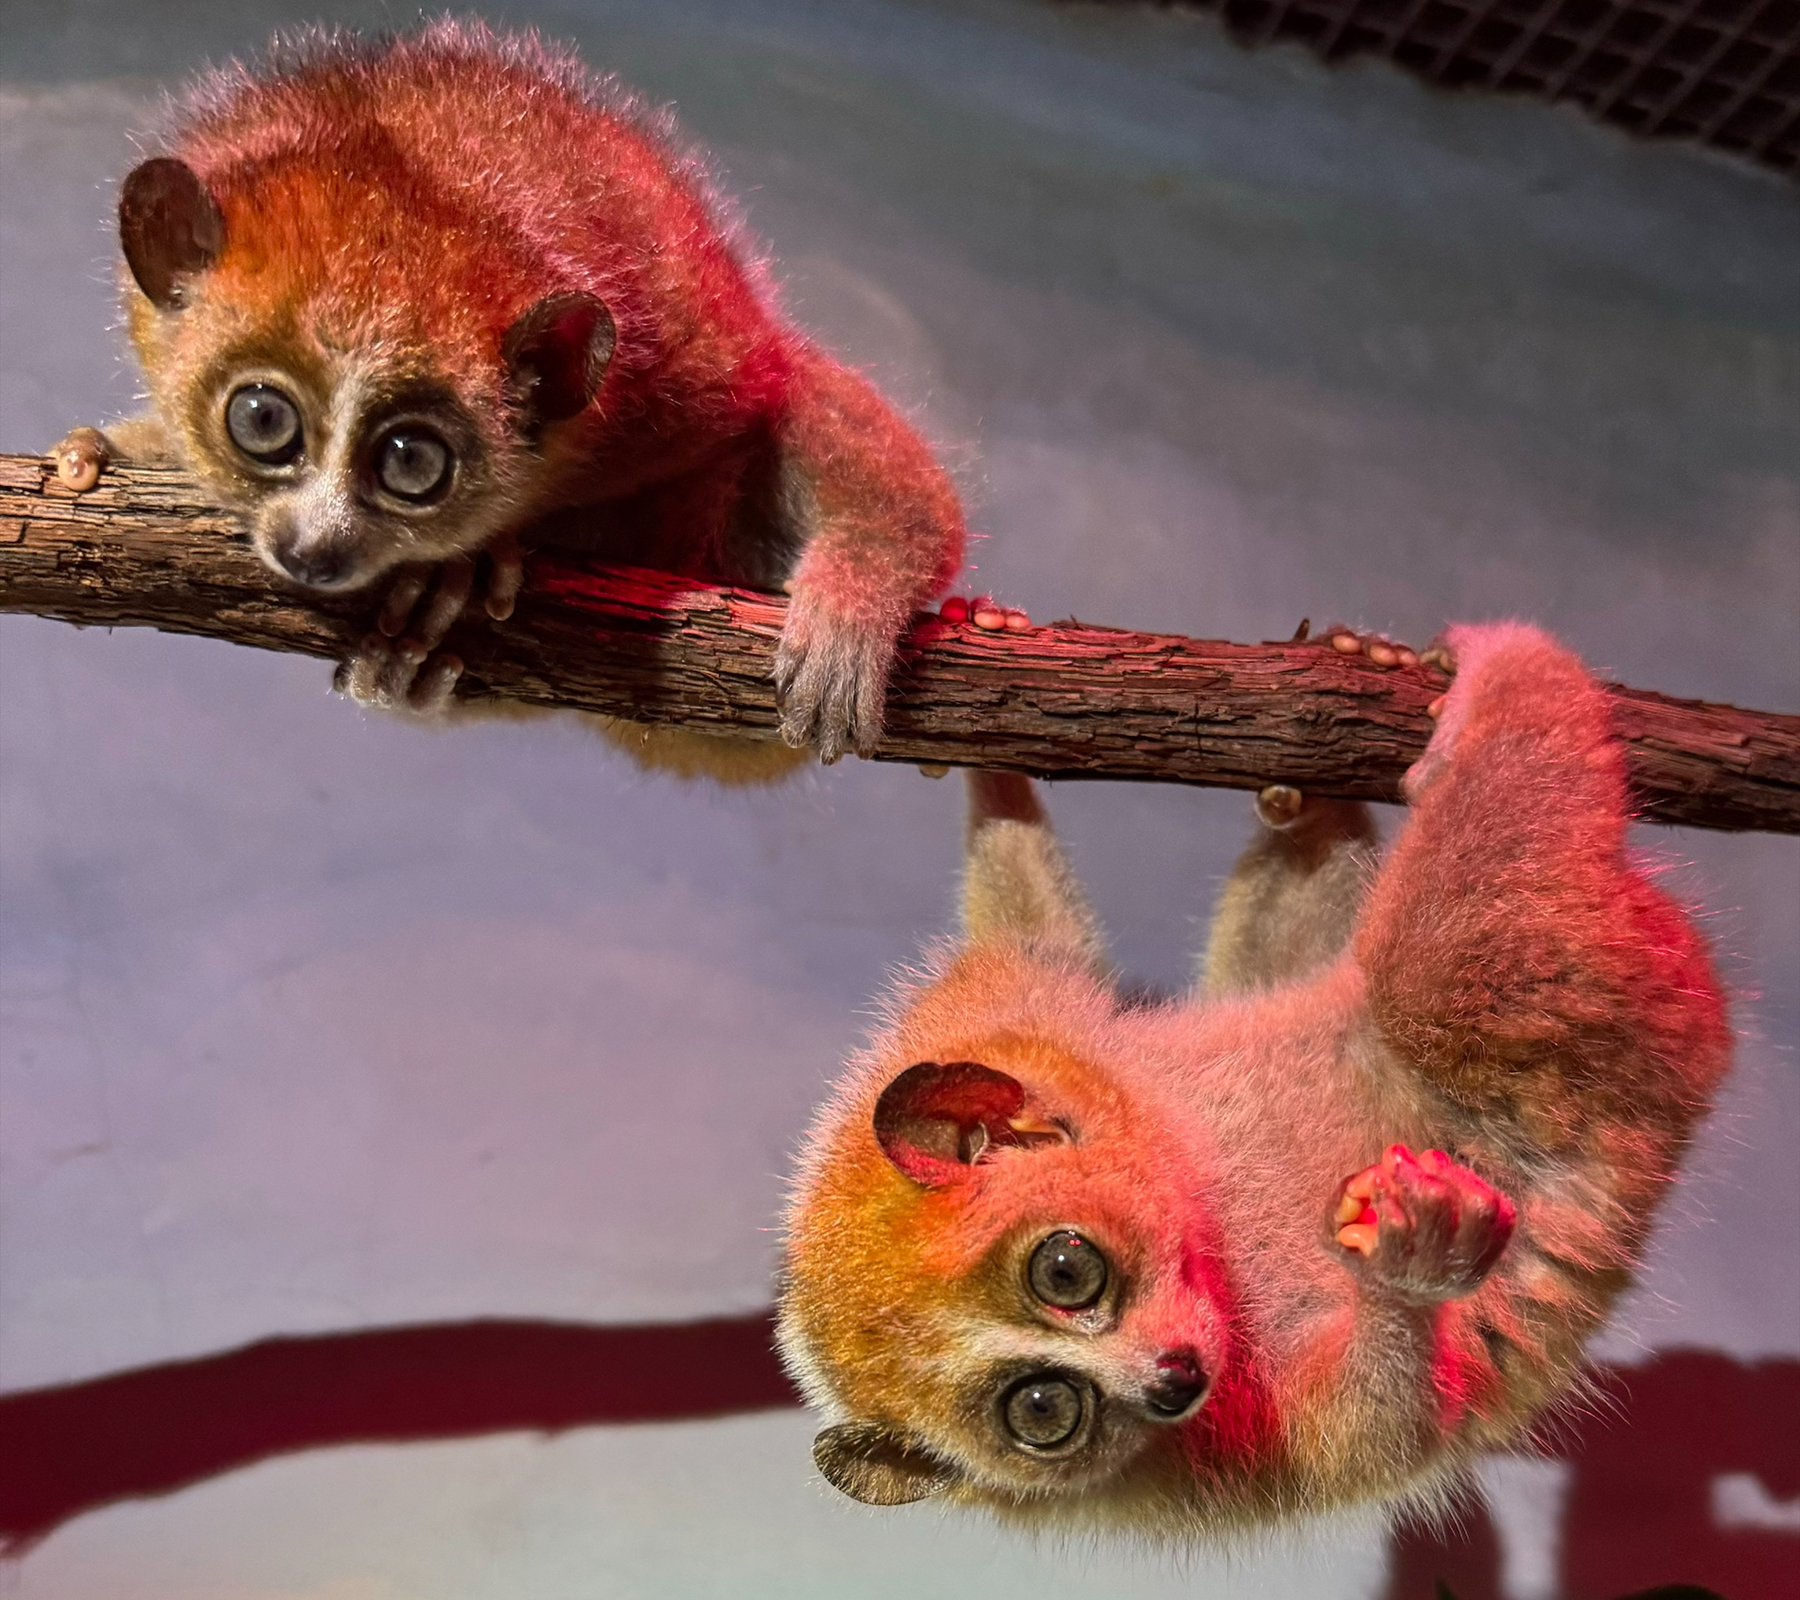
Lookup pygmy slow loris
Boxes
[778,622,1731,1534]
[53,20,978,771]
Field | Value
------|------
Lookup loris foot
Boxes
[334,536,524,714]
[1255,784,1307,829]
[1333,1143,1516,1302]
[1252,784,1377,863]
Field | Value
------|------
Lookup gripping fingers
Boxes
[773,636,870,764]
[1332,1143,1515,1300]
[336,634,413,707]
[485,537,525,621]
[939,596,1032,633]
[1324,627,1417,669]
[772,608,892,764]
[336,556,492,716]
[408,652,464,712]
[378,571,431,638]
[334,634,462,711]
[771,633,824,754]
[52,427,110,492]
[401,557,475,657]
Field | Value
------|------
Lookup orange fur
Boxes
[82,21,964,760]
[779,623,1732,1537]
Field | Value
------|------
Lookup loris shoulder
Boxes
[778,622,1732,1535]
[53,20,965,767]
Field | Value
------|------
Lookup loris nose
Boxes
[272,531,350,589]
[1144,1348,1207,1419]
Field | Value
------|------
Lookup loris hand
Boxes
[52,428,112,492]
[1333,1143,1515,1302]
[49,416,173,490]
[771,588,896,765]
[773,590,1034,763]
[334,536,525,715]
[937,595,1032,633]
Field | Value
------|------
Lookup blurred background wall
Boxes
[2,1,1795,1596]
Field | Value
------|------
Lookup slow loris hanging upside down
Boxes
[52,21,967,771]
[779,622,1732,1533]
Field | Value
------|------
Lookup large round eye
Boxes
[225,384,302,466]
[1002,1375,1084,1449]
[373,426,452,503]
[1027,1230,1108,1310]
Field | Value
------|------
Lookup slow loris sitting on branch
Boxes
[52,21,971,772]
[779,622,1732,1532]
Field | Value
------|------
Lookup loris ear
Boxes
[119,158,224,310]
[874,1059,1067,1186]
[812,1422,957,1505]
[962,770,1105,967]
[503,292,617,425]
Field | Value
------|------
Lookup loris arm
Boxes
[53,416,174,490]
[770,352,964,763]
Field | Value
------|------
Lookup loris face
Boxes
[780,1047,1240,1513]
[162,333,506,589]
[119,157,614,592]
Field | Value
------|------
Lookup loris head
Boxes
[778,775,1248,1529]
[114,36,618,592]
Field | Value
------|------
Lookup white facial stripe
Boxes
[320,355,370,486]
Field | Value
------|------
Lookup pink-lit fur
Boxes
[779,623,1732,1536]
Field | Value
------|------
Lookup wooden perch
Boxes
[2,453,1796,834]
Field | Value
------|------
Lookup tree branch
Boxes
[3,454,1796,834]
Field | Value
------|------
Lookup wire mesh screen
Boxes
[1105,0,1800,176]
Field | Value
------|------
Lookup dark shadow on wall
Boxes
[0,1313,798,1555]
[1385,1351,1800,1600]
[2,1328,1794,1593]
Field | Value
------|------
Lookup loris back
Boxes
[779,624,1731,1535]
[61,22,964,761]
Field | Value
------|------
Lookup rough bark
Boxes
[3,453,1796,834]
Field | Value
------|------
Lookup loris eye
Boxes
[225,384,302,466]
[1027,1230,1108,1310]
[373,427,452,503]
[1002,1374,1085,1449]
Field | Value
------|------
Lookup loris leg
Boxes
[1199,785,1378,997]
[1325,623,1733,1472]
[50,414,174,490]
[1353,623,1731,1136]
[1200,627,1408,997]
[960,771,1107,970]
[767,353,965,763]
